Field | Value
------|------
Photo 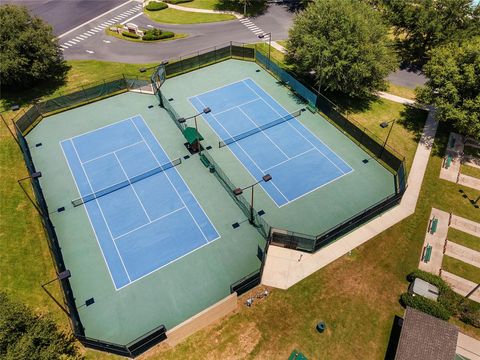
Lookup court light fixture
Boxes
[41,270,72,317]
[233,174,272,225]
[17,172,43,217]
[379,119,396,158]
[380,121,389,128]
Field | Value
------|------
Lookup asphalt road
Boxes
[3,0,129,35]
[61,4,295,62]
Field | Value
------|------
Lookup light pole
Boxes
[379,119,396,159]
[18,171,43,217]
[41,270,72,317]
[258,33,272,69]
[233,174,272,225]
[178,107,211,155]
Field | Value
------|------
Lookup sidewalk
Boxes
[418,208,449,274]
[457,332,480,360]
[262,107,438,289]
[166,3,243,18]
[441,270,480,303]
[450,214,480,237]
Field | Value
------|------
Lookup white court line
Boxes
[264,148,316,172]
[237,106,290,159]
[194,96,289,204]
[69,140,132,283]
[81,140,144,164]
[113,206,185,240]
[213,97,262,117]
[59,141,118,291]
[67,115,137,142]
[129,118,211,245]
[113,152,153,222]
[242,79,351,176]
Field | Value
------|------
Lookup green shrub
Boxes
[164,0,193,4]
[400,293,451,321]
[142,28,174,41]
[122,31,140,39]
[407,270,450,292]
[146,1,168,11]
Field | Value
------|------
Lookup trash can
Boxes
[209,165,215,173]
[316,321,326,333]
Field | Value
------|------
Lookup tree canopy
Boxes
[286,0,397,98]
[0,5,69,89]
[386,0,480,67]
[416,37,480,139]
[0,292,81,359]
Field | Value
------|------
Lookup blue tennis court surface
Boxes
[189,78,353,207]
[60,115,219,290]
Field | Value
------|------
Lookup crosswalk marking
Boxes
[239,17,270,40]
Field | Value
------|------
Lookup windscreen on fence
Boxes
[255,51,317,106]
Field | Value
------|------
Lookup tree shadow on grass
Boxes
[396,105,429,144]
[0,77,67,111]
[325,91,378,114]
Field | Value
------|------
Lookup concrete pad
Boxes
[458,173,480,191]
[418,208,449,274]
[457,332,480,360]
[445,241,480,268]
[441,270,480,303]
[440,132,463,182]
[450,215,480,238]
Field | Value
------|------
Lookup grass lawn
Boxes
[276,39,287,47]
[180,0,219,10]
[447,227,480,252]
[346,99,428,170]
[461,164,480,179]
[144,7,235,24]
[2,60,480,360]
[442,255,480,284]
[254,42,289,67]
[386,82,417,100]
[105,29,187,43]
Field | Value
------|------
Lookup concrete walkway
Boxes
[439,132,463,183]
[418,208,450,275]
[441,270,480,303]
[450,214,480,238]
[445,241,480,268]
[262,107,438,289]
[457,332,480,360]
[377,92,415,106]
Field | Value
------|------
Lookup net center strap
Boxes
[219,109,303,147]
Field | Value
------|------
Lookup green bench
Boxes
[449,137,456,148]
[430,217,439,234]
[445,155,452,169]
[423,244,432,263]
[200,154,210,168]
[288,350,308,360]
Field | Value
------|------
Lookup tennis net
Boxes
[218,109,303,147]
[71,158,181,207]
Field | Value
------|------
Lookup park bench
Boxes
[200,154,210,168]
[429,217,439,234]
[444,155,452,169]
[422,244,432,263]
[449,137,456,148]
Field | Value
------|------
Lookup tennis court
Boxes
[60,114,219,290]
[189,78,353,207]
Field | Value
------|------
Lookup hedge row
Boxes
[142,28,174,41]
[406,270,480,327]
[400,293,451,320]
[164,0,193,4]
[146,1,168,11]
[122,31,141,39]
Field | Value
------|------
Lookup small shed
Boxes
[183,127,204,153]
[408,278,440,301]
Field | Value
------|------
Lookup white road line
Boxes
[105,21,115,25]
[60,45,69,49]
[69,39,80,43]
[78,35,88,39]
[253,30,264,34]
[86,50,95,54]
[83,33,92,37]
[58,0,133,38]
[120,12,143,25]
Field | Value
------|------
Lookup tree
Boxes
[285,0,397,99]
[386,0,480,67]
[0,292,81,359]
[416,37,480,139]
[0,5,69,89]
